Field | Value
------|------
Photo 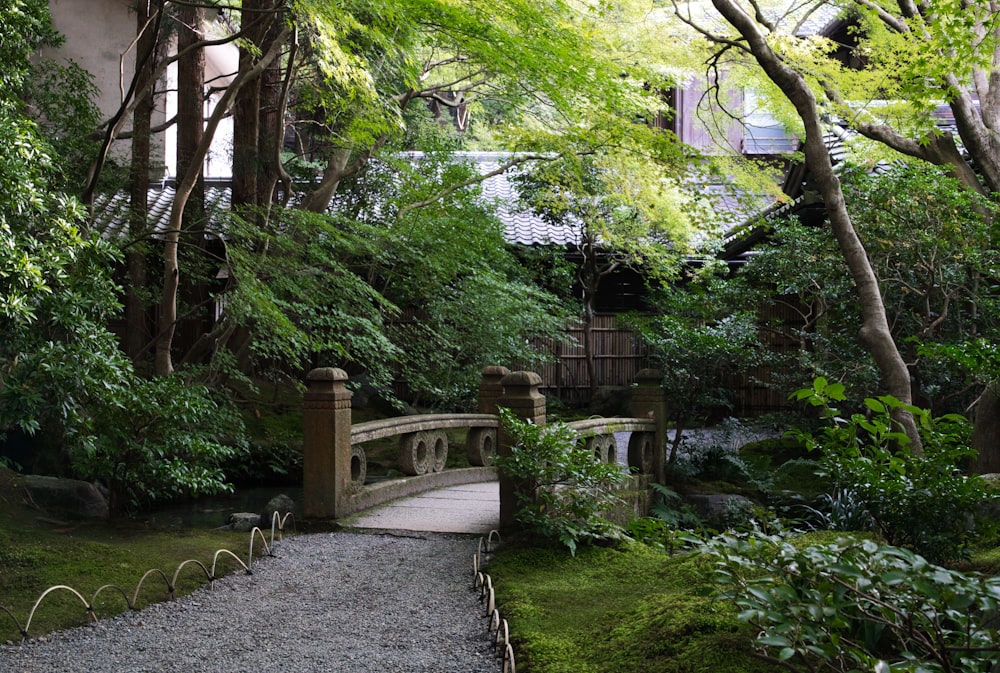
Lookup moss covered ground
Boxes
[488,530,1000,673]
[0,467,273,643]
[487,537,784,673]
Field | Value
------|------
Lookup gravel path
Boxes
[0,531,500,673]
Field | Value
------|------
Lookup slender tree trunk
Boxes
[232,75,260,210]
[126,0,160,363]
[850,0,1000,463]
[155,26,292,375]
[708,0,921,448]
[257,0,286,209]
[580,263,599,396]
[176,6,205,215]
[232,0,272,211]
[971,385,1000,472]
[175,4,207,362]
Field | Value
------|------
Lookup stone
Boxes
[224,512,262,532]
[261,493,295,528]
[979,475,1000,520]
[23,475,109,518]
[682,493,755,528]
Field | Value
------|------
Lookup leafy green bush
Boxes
[75,374,246,514]
[626,307,765,462]
[793,486,875,533]
[791,377,991,562]
[496,408,626,554]
[703,532,1000,673]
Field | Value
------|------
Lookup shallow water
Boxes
[143,485,303,528]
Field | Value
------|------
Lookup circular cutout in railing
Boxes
[399,431,431,475]
[585,434,615,464]
[465,428,496,466]
[628,432,655,474]
[350,444,367,488]
[429,430,449,472]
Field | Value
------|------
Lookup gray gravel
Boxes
[0,531,500,673]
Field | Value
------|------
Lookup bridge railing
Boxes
[302,366,667,525]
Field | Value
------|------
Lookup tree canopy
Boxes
[16,0,1000,506]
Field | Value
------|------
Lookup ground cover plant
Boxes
[489,378,1000,673]
[492,495,1000,673]
[488,536,784,673]
[702,532,1000,673]
[0,468,271,642]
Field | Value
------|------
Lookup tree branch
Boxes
[853,0,910,33]
[83,9,269,203]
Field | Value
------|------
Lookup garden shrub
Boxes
[702,532,1000,673]
[76,374,246,514]
[496,407,626,554]
[627,483,704,552]
[791,377,991,562]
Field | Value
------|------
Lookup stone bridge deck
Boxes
[341,481,500,535]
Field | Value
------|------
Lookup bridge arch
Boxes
[302,366,667,528]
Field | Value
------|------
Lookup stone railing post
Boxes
[477,365,510,414]
[631,368,667,484]
[303,367,353,519]
[497,370,546,531]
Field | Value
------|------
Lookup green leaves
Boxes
[496,408,627,554]
[626,297,765,435]
[791,379,988,563]
[703,533,1000,673]
[0,0,61,95]
[0,1,135,467]
[292,0,666,155]
[78,373,244,513]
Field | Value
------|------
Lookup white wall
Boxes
[44,0,237,180]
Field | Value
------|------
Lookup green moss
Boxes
[768,458,831,500]
[739,436,810,467]
[960,544,1000,574]
[488,539,783,673]
[0,468,265,641]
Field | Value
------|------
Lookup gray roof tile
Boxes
[90,153,574,246]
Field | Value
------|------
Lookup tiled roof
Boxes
[430,152,580,246]
[90,180,233,240]
[90,151,770,248]
[89,153,577,246]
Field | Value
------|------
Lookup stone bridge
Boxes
[302,366,668,530]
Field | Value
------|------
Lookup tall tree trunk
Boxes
[257,0,286,209]
[174,4,207,362]
[972,385,1000,473]
[708,0,921,448]
[848,0,1000,465]
[126,0,160,363]
[176,5,205,215]
[232,0,272,211]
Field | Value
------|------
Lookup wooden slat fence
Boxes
[394,299,808,415]
[529,299,808,415]
[525,314,651,405]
